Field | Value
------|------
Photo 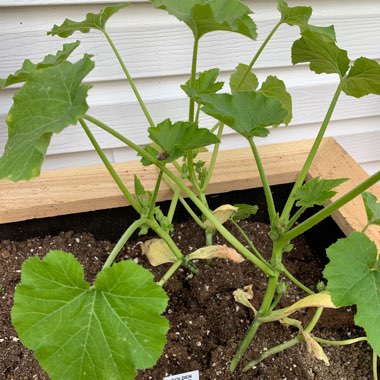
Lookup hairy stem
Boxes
[103,30,155,129]
[248,137,276,224]
[80,119,140,212]
[281,81,344,221]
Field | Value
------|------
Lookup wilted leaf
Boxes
[48,3,130,37]
[260,293,337,323]
[151,0,257,40]
[229,63,258,93]
[277,0,311,28]
[12,251,169,380]
[0,41,81,89]
[199,91,288,138]
[259,76,292,125]
[324,232,380,355]
[362,192,380,226]
[141,238,177,266]
[280,317,303,331]
[292,29,350,77]
[204,204,238,231]
[343,57,380,98]
[293,177,348,208]
[188,244,244,263]
[147,119,219,163]
[233,285,257,314]
[302,332,330,365]
[181,68,224,98]
[0,55,94,181]
[231,203,258,221]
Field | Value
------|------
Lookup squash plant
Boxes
[0,1,379,379]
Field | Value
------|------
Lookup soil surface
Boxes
[0,210,376,379]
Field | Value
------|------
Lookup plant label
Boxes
[164,370,200,380]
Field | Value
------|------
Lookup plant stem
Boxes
[178,196,206,230]
[189,38,199,122]
[79,119,141,212]
[362,222,370,233]
[373,352,379,380]
[103,218,147,269]
[281,81,344,221]
[279,171,380,245]
[148,169,163,218]
[313,336,367,346]
[158,260,182,286]
[248,137,276,224]
[281,266,315,295]
[287,206,307,229]
[230,219,268,264]
[304,307,323,333]
[103,30,155,129]
[243,335,302,371]
[236,20,282,90]
[83,115,275,276]
[167,188,180,224]
[201,122,224,192]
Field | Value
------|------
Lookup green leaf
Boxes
[48,3,130,37]
[306,24,336,42]
[259,75,292,126]
[151,0,257,40]
[324,232,380,355]
[0,41,80,89]
[362,192,380,226]
[0,55,94,181]
[12,250,169,379]
[293,177,348,208]
[343,57,380,98]
[181,68,224,98]
[277,0,312,28]
[199,91,288,138]
[292,29,350,77]
[229,63,259,93]
[231,203,258,221]
[148,119,219,162]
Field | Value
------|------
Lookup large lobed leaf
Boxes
[292,29,349,77]
[229,63,258,93]
[293,177,348,208]
[49,3,130,37]
[0,55,94,181]
[181,68,224,98]
[0,41,80,89]
[324,232,380,355]
[147,119,219,162]
[151,0,257,40]
[343,57,380,98]
[277,0,311,28]
[362,192,380,227]
[199,91,288,138]
[12,250,169,380]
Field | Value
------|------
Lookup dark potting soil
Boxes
[0,187,376,380]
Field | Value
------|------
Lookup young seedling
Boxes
[0,1,379,379]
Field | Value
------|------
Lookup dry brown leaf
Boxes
[140,238,177,266]
[302,331,330,365]
[233,285,256,314]
[187,244,244,263]
[204,204,238,231]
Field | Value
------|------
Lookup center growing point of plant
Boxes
[0,1,379,379]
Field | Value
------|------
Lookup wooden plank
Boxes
[0,139,313,224]
[310,138,380,249]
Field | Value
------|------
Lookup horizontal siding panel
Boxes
[363,161,380,176]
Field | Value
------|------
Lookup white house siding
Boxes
[0,0,379,175]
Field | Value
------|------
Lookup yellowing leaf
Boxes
[141,238,177,266]
[204,204,238,231]
[233,285,257,314]
[302,332,330,365]
[188,244,244,263]
[280,317,303,331]
[259,293,336,323]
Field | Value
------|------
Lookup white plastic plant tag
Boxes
[164,370,200,380]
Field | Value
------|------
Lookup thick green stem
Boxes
[103,30,155,129]
[148,169,163,218]
[304,307,324,333]
[167,188,180,224]
[281,82,344,221]
[79,119,141,212]
[248,137,276,224]
[373,352,379,380]
[236,20,282,90]
[189,38,199,122]
[243,335,302,371]
[103,219,146,269]
[158,260,182,286]
[83,115,275,276]
[279,171,380,245]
